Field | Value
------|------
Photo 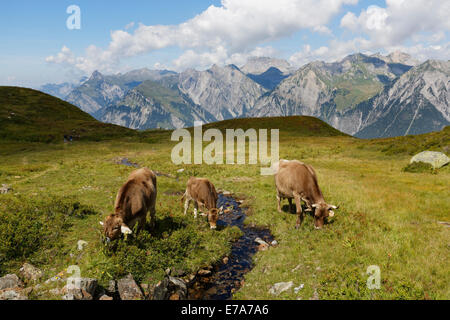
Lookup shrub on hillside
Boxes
[0,197,97,271]
[402,162,436,174]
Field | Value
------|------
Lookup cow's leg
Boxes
[184,198,190,216]
[136,215,146,235]
[194,201,199,219]
[288,198,293,213]
[293,193,304,229]
[277,194,282,213]
[149,205,156,230]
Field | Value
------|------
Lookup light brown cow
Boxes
[100,168,157,241]
[273,159,338,229]
[182,177,222,229]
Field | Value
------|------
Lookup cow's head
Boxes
[99,214,132,241]
[312,203,338,229]
[207,208,219,229]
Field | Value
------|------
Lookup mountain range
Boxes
[40,52,449,138]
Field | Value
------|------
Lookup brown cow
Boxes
[100,168,157,241]
[182,177,222,229]
[273,159,338,229]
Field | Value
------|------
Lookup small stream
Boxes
[116,159,274,300]
[188,194,274,300]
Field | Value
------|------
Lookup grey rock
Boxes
[410,151,450,169]
[0,184,11,194]
[0,274,23,290]
[269,281,294,295]
[99,294,113,300]
[20,263,43,282]
[62,278,97,300]
[117,274,144,300]
[294,284,304,293]
[0,288,28,300]
[254,237,269,246]
[153,276,187,300]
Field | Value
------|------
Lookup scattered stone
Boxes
[269,281,294,296]
[165,268,171,276]
[77,240,88,251]
[0,184,11,194]
[0,274,23,290]
[99,294,113,301]
[153,276,187,300]
[255,237,269,246]
[117,274,144,300]
[271,240,279,247]
[107,280,116,295]
[20,263,43,282]
[49,288,61,295]
[62,278,97,300]
[294,284,304,294]
[291,264,302,272]
[0,288,28,300]
[177,168,185,173]
[222,256,229,264]
[197,269,212,277]
[410,151,450,169]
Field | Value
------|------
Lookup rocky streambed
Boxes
[188,193,275,300]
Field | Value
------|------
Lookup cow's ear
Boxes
[121,225,132,234]
[328,205,339,210]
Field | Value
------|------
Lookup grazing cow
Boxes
[100,168,157,241]
[182,177,222,229]
[273,159,338,229]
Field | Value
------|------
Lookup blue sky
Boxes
[1,0,448,87]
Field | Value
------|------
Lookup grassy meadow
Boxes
[0,109,449,299]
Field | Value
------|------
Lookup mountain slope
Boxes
[177,64,267,120]
[247,67,290,90]
[0,86,134,142]
[249,53,413,120]
[99,80,216,129]
[65,69,176,116]
[338,60,450,138]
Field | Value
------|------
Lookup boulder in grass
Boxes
[153,276,187,300]
[0,274,23,290]
[20,263,43,282]
[117,274,144,300]
[410,151,450,169]
[269,281,294,296]
[61,278,97,300]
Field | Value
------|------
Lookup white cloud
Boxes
[290,0,450,67]
[46,0,358,74]
[340,0,450,47]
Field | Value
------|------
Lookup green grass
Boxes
[0,86,136,142]
[0,103,448,299]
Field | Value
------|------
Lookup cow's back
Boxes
[275,161,319,199]
[115,168,157,220]
[187,177,217,209]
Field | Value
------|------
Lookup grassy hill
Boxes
[0,86,135,142]
[0,95,448,300]
[201,115,348,137]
